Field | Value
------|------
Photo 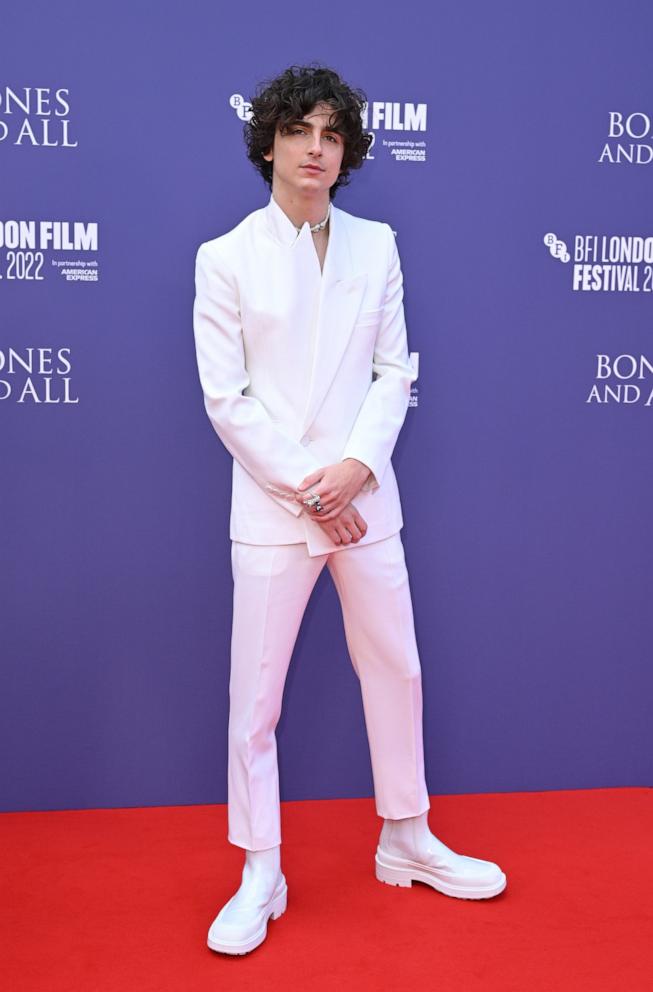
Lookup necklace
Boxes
[295,202,331,234]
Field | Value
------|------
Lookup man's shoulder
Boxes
[332,203,392,234]
[334,206,395,258]
[334,204,392,238]
[196,204,264,261]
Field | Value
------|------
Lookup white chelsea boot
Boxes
[207,845,287,955]
[376,811,507,899]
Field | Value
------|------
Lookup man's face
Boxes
[262,101,345,198]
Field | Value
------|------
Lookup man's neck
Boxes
[271,186,331,230]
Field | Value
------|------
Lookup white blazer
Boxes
[193,192,417,556]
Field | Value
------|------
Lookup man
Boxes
[193,65,506,956]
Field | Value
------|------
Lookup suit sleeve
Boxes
[193,241,323,516]
[341,224,417,490]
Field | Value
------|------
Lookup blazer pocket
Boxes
[354,306,384,328]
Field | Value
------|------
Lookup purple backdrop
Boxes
[2,1,651,813]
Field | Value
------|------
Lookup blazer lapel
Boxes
[262,194,368,435]
[300,204,367,434]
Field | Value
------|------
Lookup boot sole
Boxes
[375,855,507,900]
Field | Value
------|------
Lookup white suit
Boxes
[193,193,415,555]
[193,193,430,850]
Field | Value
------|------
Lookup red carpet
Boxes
[1,788,651,991]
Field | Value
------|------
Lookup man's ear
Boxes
[262,145,273,163]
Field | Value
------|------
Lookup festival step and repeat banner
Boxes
[2,1,651,812]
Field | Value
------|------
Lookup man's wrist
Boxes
[343,457,372,481]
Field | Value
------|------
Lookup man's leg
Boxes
[227,541,326,850]
[326,532,430,819]
[327,532,506,900]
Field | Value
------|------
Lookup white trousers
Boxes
[227,532,431,850]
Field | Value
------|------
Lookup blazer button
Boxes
[300,435,312,446]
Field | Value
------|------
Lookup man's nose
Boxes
[308,132,322,155]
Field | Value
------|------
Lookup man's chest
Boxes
[312,229,328,273]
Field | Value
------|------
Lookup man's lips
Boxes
[300,164,323,172]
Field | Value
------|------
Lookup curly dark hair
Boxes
[244,64,373,199]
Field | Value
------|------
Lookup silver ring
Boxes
[303,491,324,513]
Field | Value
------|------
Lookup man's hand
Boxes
[295,459,371,521]
[302,501,368,546]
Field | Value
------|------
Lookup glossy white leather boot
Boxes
[207,845,287,955]
[376,811,507,899]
